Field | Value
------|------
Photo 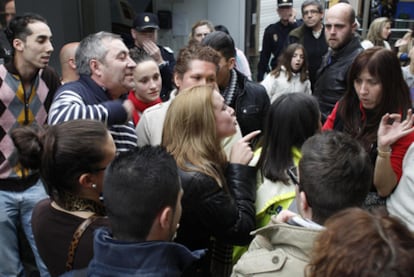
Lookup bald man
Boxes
[313,3,362,123]
[59,42,79,84]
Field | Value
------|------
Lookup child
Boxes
[261,43,311,103]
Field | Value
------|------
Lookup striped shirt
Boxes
[48,74,137,152]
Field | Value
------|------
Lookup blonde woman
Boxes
[162,85,260,276]
[188,19,214,45]
[361,17,392,49]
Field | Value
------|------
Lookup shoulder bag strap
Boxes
[65,215,100,271]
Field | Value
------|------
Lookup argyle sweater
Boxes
[0,62,60,182]
[48,74,137,152]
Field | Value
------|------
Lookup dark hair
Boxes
[129,47,153,64]
[299,131,372,224]
[103,145,181,241]
[6,13,47,47]
[337,47,411,151]
[174,44,220,79]
[307,207,414,277]
[214,24,229,35]
[11,120,109,199]
[257,93,320,183]
[271,43,309,82]
[201,31,236,60]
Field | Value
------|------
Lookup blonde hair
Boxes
[189,19,214,40]
[162,85,227,186]
[366,17,391,47]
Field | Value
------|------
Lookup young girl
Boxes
[233,93,321,262]
[261,43,311,103]
[127,49,162,126]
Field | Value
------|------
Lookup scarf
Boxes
[221,68,238,106]
[128,91,162,125]
[56,191,106,216]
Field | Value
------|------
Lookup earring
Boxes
[92,184,97,189]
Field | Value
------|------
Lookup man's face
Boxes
[19,21,53,70]
[5,0,15,25]
[278,7,292,22]
[216,52,235,90]
[302,4,323,29]
[325,7,355,50]
[132,28,157,47]
[174,59,217,90]
[97,38,136,98]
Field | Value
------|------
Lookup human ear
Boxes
[227,57,236,70]
[159,206,173,230]
[299,191,312,219]
[13,38,24,52]
[89,59,101,77]
[173,74,182,89]
[78,173,94,190]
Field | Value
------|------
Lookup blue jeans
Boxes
[0,179,50,277]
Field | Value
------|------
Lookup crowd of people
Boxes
[1,0,414,276]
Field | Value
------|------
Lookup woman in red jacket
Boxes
[323,47,414,208]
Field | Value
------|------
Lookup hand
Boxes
[142,40,163,64]
[271,210,298,224]
[122,99,134,120]
[377,109,414,151]
[229,130,261,165]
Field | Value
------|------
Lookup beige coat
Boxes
[231,222,321,277]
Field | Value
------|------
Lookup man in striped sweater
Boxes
[48,31,137,152]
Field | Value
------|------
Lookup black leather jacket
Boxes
[233,70,270,141]
[175,163,256,251]
[313,35,363,122]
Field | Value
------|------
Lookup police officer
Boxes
[131,12,175,101]
[257,0,298,81]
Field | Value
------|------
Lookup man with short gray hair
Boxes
[48,31,137,152]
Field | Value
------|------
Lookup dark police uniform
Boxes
[257,21,297,82]
[257,0,297,82]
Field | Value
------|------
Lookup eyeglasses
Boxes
[287,166,299,186]
[303,9,319,16]
[287,166,312,207]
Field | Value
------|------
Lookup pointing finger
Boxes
[240,130,261,143]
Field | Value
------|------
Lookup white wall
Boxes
[153,0,246,53]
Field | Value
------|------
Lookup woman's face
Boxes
[193,24,212,42]
[381,22,391,40]
[133,60,161,103]
[212,90,237,139]
[291,48,304,72]
[354,68,383,110]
